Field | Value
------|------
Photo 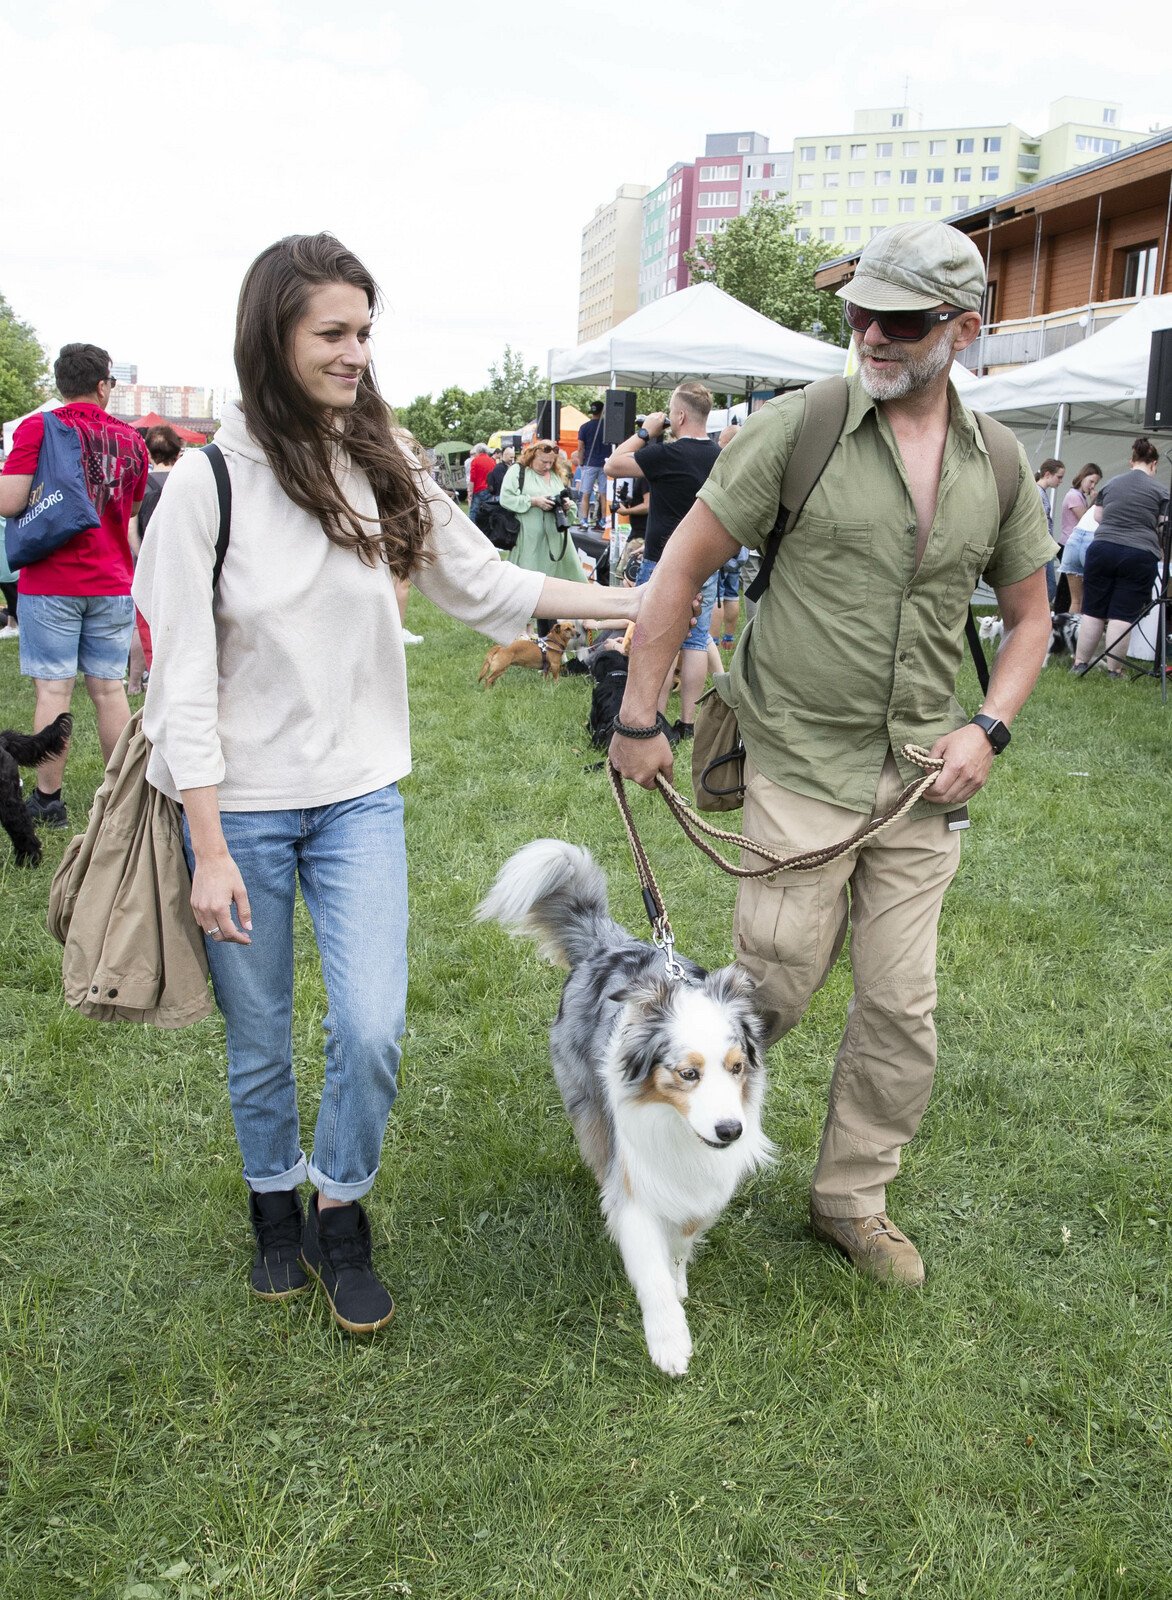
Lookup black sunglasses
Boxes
[844,302,967,342]
[105,374,117,387]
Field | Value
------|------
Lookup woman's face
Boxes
[1082,472,1100,498]
[534,443,558,470]
[289,283,372,413]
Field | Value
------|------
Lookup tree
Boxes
[0,293,51,424]
[486,345,544,426]
[684,198,848,346]
[395,394,446,448]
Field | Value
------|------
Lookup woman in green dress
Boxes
[499,439,587,596]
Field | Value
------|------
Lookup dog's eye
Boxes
[677,1067,700,1083]
[728,1060,744,1076]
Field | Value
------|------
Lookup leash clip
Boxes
[652,918,686,983]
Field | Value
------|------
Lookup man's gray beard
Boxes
[857,331,955,400]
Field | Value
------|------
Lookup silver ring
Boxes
[207,925,220,936]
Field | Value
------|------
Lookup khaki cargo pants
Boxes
[734,751,961,1217]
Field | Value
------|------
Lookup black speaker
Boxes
[603,389,637,444]
[1145,328,1172,431]
[535,400,560,440]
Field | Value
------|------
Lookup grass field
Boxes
[1,603,1170,1600]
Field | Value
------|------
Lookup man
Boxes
[605,380,721,738]
[0,344,148,827]
[486,443,515,498]
[577,399,611,528]
[610,222,1054,1287]
[467,443,495,527]
[1035,457,1065,603]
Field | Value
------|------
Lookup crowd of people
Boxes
[0,218,1164,1327]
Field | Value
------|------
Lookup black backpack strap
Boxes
[965,410,1023,696]
[202,442,232,591]
[745,376,850,603]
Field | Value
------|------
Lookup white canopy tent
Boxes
[3,399,61,456]
[548,282,844,392]
[967,294,1172,474]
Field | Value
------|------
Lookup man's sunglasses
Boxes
[104,374,117,387]
[844,302,967,342]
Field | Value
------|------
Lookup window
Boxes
[797,174,814,189]
[926,167,943,183]
[876,141,893,157]
[737,136,750,152]
[797,201,813,217]
[982,166,999,182]
[795,228,811,241]
[843,226,861,242]
[799,145,816,161]
[695,217,728,234]
[954,166,971,182]
[699,163,739,181]
[745,163,757,179]
[929,139,946,155]
[902,141,919,156]
[825,143,841,159]
[850,142,867,158]
[1075,134,1120,154]
[872,197,889,214]
[983,135,1001,152]
[821,199,838,215]
[900,168,917,184]
[952,194,970,210]
[824,172,840,188]
[891,113,904,128]
[924,197,942,212]
[898,197,916,213]
[698,191,738,207]
[1103,107,1117,125]
[848,170,865,187]
[871,227,885,238]
[1123,243,1159,297]
[956,137,974,153]
[764,163,774,178]
[820,227,836,241]
[979,194,996,204]
[874,169,891,185]
[845,198,863,214]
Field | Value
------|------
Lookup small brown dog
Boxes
[478,621,578,689]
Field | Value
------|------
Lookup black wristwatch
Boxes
[636,427,651,441]
[969,713,1011,755]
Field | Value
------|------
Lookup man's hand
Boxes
[927,723,995,805]
[608,729,675,789]
[643,411,667,438]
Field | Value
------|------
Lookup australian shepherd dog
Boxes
[476,839,772,1375]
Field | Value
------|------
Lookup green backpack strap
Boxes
[744,376,850,603]
[964,410,1023,695]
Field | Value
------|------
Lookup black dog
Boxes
[587,648,629,749]
[0,713,72,866]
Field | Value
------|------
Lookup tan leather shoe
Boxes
[810,1206,925,1287]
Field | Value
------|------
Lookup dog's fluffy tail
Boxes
[475,839,613,969]
[1,712,72,766]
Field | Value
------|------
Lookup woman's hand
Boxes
[190,850,252,946]
[531,495,555,511]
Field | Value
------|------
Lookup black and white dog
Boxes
[476,839,772,1375]
[0,713,72,866]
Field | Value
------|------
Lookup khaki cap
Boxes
[836,221,986,312]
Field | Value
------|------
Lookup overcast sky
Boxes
[2,0,1167,407]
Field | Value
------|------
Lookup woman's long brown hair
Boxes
[234,233,435,577]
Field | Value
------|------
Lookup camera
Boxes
[552,487,572,533]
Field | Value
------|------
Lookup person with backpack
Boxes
[133,233,644,1334]
[609,222,1055,1290]
[128,424,185,692]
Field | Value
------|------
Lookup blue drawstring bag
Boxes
[4,411,99,569]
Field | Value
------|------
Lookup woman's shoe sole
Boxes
[301,1258,395,1334]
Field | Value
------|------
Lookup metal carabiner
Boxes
[652,918,686,983]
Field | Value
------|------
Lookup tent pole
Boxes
[1054,401,1067,463]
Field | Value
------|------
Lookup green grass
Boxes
[1,608,1170,1600]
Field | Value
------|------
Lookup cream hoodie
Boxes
[133,403,543,810]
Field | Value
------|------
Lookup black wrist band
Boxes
[612,712,671,740]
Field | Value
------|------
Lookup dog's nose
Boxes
[714,1120,742,1144]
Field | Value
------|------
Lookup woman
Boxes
[500,439,586,588]
[1071,438,1169,677]
[128,424,184,692]
[133,234,641,1333]
[1057,462,1102,616]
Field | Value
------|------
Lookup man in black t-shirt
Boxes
[605,380,721,735]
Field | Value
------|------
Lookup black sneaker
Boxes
[248,1187,309,1300]
[27,790,68,828]
[301,1195,394,1334]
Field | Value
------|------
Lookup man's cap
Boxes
[836,221,986,312]
[589,399,604,413]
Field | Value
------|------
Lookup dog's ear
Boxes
[706,965,766,1068]
[613,976,676,1081]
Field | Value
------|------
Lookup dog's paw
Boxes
[645,1313,693,1376]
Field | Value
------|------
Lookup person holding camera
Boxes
[499,440,587,628]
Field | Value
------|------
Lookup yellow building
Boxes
[577,183,650,342]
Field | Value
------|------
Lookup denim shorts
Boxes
[717,557,743,604]
[18,592,135,680]
[637,555,719,650]
[1059,526,1093,577]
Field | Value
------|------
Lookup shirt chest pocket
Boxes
[945,538,997,614]
[789,517,874,615]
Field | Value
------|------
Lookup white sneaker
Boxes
[0,621,19,639]
[401,629,424,646]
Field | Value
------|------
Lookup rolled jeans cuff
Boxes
[307,1157,379,1204]
[246,1153,309,1193]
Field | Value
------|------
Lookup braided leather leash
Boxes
[606,744,945,965]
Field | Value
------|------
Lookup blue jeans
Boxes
[182,785,408,1201]
[637,556,719,649]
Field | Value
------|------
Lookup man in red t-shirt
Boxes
[467,443,496,528]
[0,343,148,827]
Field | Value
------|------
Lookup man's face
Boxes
[854,308,962,402]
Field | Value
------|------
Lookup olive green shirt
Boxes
[697,378,1054,815]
